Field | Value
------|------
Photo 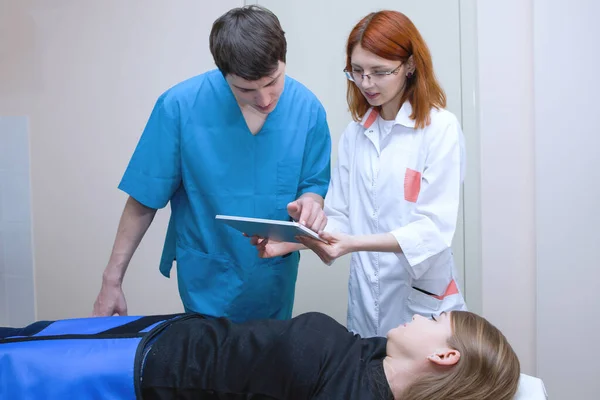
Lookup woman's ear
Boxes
[427,349,461,367]
[406,55,416,75]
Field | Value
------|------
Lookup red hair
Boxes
[345,11,446,129]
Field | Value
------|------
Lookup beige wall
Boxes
[0,0,244,319]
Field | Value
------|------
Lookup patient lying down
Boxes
[0,311,520,400]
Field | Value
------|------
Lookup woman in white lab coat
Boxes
[253,10,467,338]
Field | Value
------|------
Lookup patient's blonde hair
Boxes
[399,311,520,400]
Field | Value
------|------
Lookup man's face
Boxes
[226,61,286,115]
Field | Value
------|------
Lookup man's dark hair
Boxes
[209,5,287,81]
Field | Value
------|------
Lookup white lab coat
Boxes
[324,101,467,337]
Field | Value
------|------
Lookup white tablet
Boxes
[215,215,324,243]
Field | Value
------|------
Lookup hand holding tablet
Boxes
[215,215,325,243]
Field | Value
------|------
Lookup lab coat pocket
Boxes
[276,160,301,209]
[404,168,421,203]
[407,286,443,314]
[406,279,465,321]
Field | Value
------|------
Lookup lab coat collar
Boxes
[359,101,416,130]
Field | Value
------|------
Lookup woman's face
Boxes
[349,44,409,112]
[387,312,454,361]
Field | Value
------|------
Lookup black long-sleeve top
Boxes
[141,312,393,399]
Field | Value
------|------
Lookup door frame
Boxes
[457,0,482,314]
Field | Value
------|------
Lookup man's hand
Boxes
[92,196,156,317]
[92,281,128,316]
[248,235,302,258]
[287,196,327,233]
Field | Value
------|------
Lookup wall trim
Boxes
[458,0,482,314]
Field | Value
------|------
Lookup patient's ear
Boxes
[427,349,461,366]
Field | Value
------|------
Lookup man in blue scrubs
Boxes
[92,5,331,322]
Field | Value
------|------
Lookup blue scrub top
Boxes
[119,70,331,322]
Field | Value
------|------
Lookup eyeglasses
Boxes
[344,63,403,83]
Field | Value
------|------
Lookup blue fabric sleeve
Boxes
[118,93,181,209]
[297,105,331,199]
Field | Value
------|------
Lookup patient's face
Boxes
[386,312,453,362]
